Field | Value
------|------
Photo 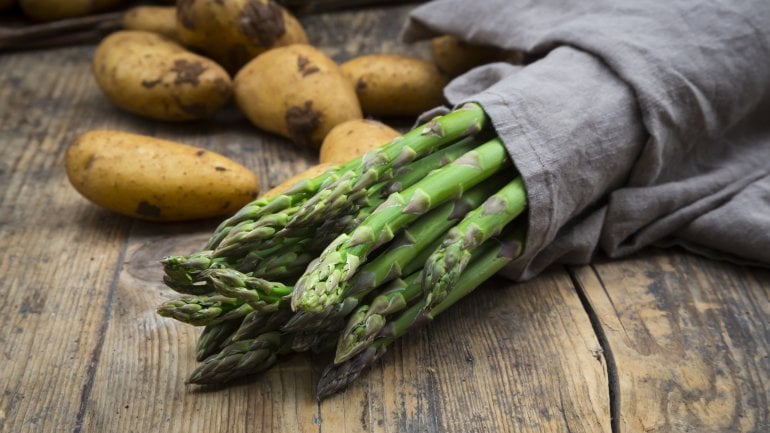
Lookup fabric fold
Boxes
[402,0,770,279]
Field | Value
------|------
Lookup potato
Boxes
[176,0,308,72]
[430,35,504,77]
[340,54,449,118]
[234,44,363,149]
[19,0,125,21]
[261,163,336,199]
[122,6,179,41]
[65,130,260,222]
[92,30,232,121]
[431,35,525,77]
[319,119,400,164]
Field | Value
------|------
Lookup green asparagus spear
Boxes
[422,177,527,312]
[212,207,301,259]
[187,331,291,385]
[205,166,345,251]
[344,172,509,299]
[196,318,244,361]
[286,103,488,230]
[333,271,421,363]
[316,226,525,399]
[290,329,339,353]
[160,251,224,295]
[203,268,293,313]
[334,200,526,364]
[163,134,484,293]
[383,134,481,195]
[234,133,485,261]
[290,137,511,317]
[281,173,508,331]
[248,245,317,283]
[157,294,253,326]
[231,308,294,342]
[164,200,309,293]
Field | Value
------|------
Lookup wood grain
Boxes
[0,48,133,433]
[302,5,431,63]
[319,271,611,433]
[572,250,770,433]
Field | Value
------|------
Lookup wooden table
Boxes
[1,5,768,433]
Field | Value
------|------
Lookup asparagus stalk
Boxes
[280,173,508,332]
[196,319,243,361]
[421,177,527,311]
[287,192,525,363]
[210,104,486,265]
[187,331,292,385]
[189,270,296,353]
[282,191,490,332]
[232,132,484,260]
[334,194,524,364]
[212,207,302,259]
[248,245,317,283]
[155,104,536,397]
[231,308,294,341]
[334,271,422,363]
[285,103,488,230]
[383,135,481,195]
[203,268,293,313]
[315,226,526,399]
[290,329,340,353]
[205,168,344,251]
[305,137,479,252]
[344,173,509,299]
[157,295,253,326]
[290,137,511,317]
[160,251,223,295]
[163,134,483,293]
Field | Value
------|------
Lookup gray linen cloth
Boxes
[402,0,770,280]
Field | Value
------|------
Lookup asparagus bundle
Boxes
[155,103,529,398]
[318,227,525,398]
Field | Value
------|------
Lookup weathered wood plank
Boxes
[572,250,770,433]
[0,49,133,433]
[78,223,318,433]
[302,4,431,63]
[316,271,611,433]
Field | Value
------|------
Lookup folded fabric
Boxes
[402,0,770,280]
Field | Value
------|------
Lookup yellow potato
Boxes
[340,54,450,117]
[261,163,336,199]
[430,35,503,77]
[66,130,260,221]
[234,44,363,149]
[176,0,308,72]
[92,30,232,121]
[319,119,400,164]
[430,35,525,77]
[19,0,125,21]
[122,6,179,41]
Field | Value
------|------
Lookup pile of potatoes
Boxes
[62,0,522,221]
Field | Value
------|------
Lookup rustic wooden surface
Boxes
[1,4,768,433]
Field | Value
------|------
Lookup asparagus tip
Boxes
[316,345,385,400]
